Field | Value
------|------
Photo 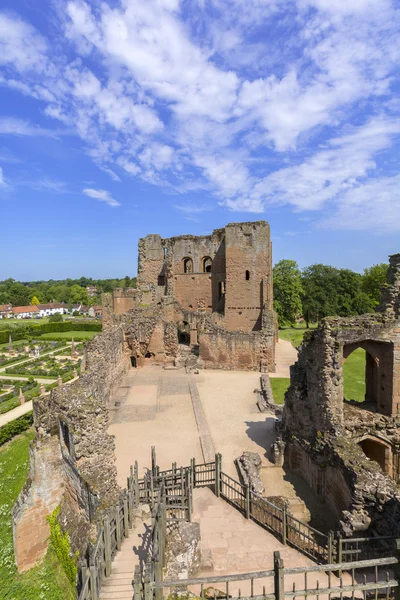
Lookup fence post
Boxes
[190,457,195,488]
[282,504,287,545]
[337,533,343,564]
[144,560,152,600]
[215,453,221,498]
[123,493,130,537]
[328,530,334,564]
[394,540,400,600]
[116,501,122,551]
[89,565,98,600]
[245,485,250,519]
[152,446,157,475]
[134,565,142,600]
[274,551,285,600]
[134,461,139,508]
[103,513,112,577]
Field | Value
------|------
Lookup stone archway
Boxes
[357,435,393,477]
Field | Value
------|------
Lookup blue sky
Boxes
[1,0,400,280]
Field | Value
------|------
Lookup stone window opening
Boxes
[343,340,393,416]
[59,419,74,459]
[218,281,225,298]
[163,247,168,259]
[202,257,212,273]
[130,356,137,368]
[246,270,250,281]
[183,257,193,274]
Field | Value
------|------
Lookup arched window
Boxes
[183,257,193,273]
[246,270,250,281]
[202,257,212,273]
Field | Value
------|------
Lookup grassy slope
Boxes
[274,326,366,404]
[0,431,73,600]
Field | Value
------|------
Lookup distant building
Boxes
[86,286,98,298]
[0,304,12,319]
[88,305,102,318]
[12,305,40,319]
[66,303,88,315]
[37,303,68,317]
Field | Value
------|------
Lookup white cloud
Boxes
[0,2,400,232]
[82,187,120,207]
[225,116,400,228]
[0,117,57,137]
[0,12,47,72]
[0,166,4,186]
[321,174,400,233]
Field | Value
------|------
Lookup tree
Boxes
[362,263,388,308]
[31,296,40,305]
[273,260,303,327]
[67,284,89,306]
[49,313,63,322]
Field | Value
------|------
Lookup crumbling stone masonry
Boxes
[280,254,400,537]
[13,325,130,572]
[104,221,277,372]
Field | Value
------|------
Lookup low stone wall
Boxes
[13,325,130,572]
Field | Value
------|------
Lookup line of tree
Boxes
[0,276,137,308]
[273,260,388,328]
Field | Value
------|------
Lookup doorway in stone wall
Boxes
[178,321,190,345]
[357,436,392,477]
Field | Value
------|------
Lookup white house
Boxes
[37,303,68,317]
[12,305,40,319]
[0,304,12,319]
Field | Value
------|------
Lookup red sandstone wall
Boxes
[224,222,271,331]
[174,273,212,310]
[199,329,261,370]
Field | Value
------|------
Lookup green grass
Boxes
[343,348,366,402]
[270,378,290,404]
[278,323,317,348]
[0,431,74,599]
[0,397,20,414]
[39,330,97,340]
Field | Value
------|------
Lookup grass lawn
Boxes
[343,348,366,402]
[270,378,290,404]
[278,323,317,348]
[0,431,74,599]
[39,331,97,341]
[277,326,366,404]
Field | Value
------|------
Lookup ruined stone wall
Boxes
[282,257,400,536]
[173,273,213,311]
[13,325,129,572]
[224,222,273,331]
[287,442,352,521]
[199,327,262,370]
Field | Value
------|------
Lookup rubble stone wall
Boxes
[282,254,400,537]
[13,325,129,572]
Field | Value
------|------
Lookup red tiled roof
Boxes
[0,304,12,312]
[12,305,40,314]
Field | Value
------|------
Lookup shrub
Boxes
[49,313,63,323]
[0,412,33,446]
[47,506,79,587]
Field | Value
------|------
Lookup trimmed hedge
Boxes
[0,412,33,446]
[0,321,101,344]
